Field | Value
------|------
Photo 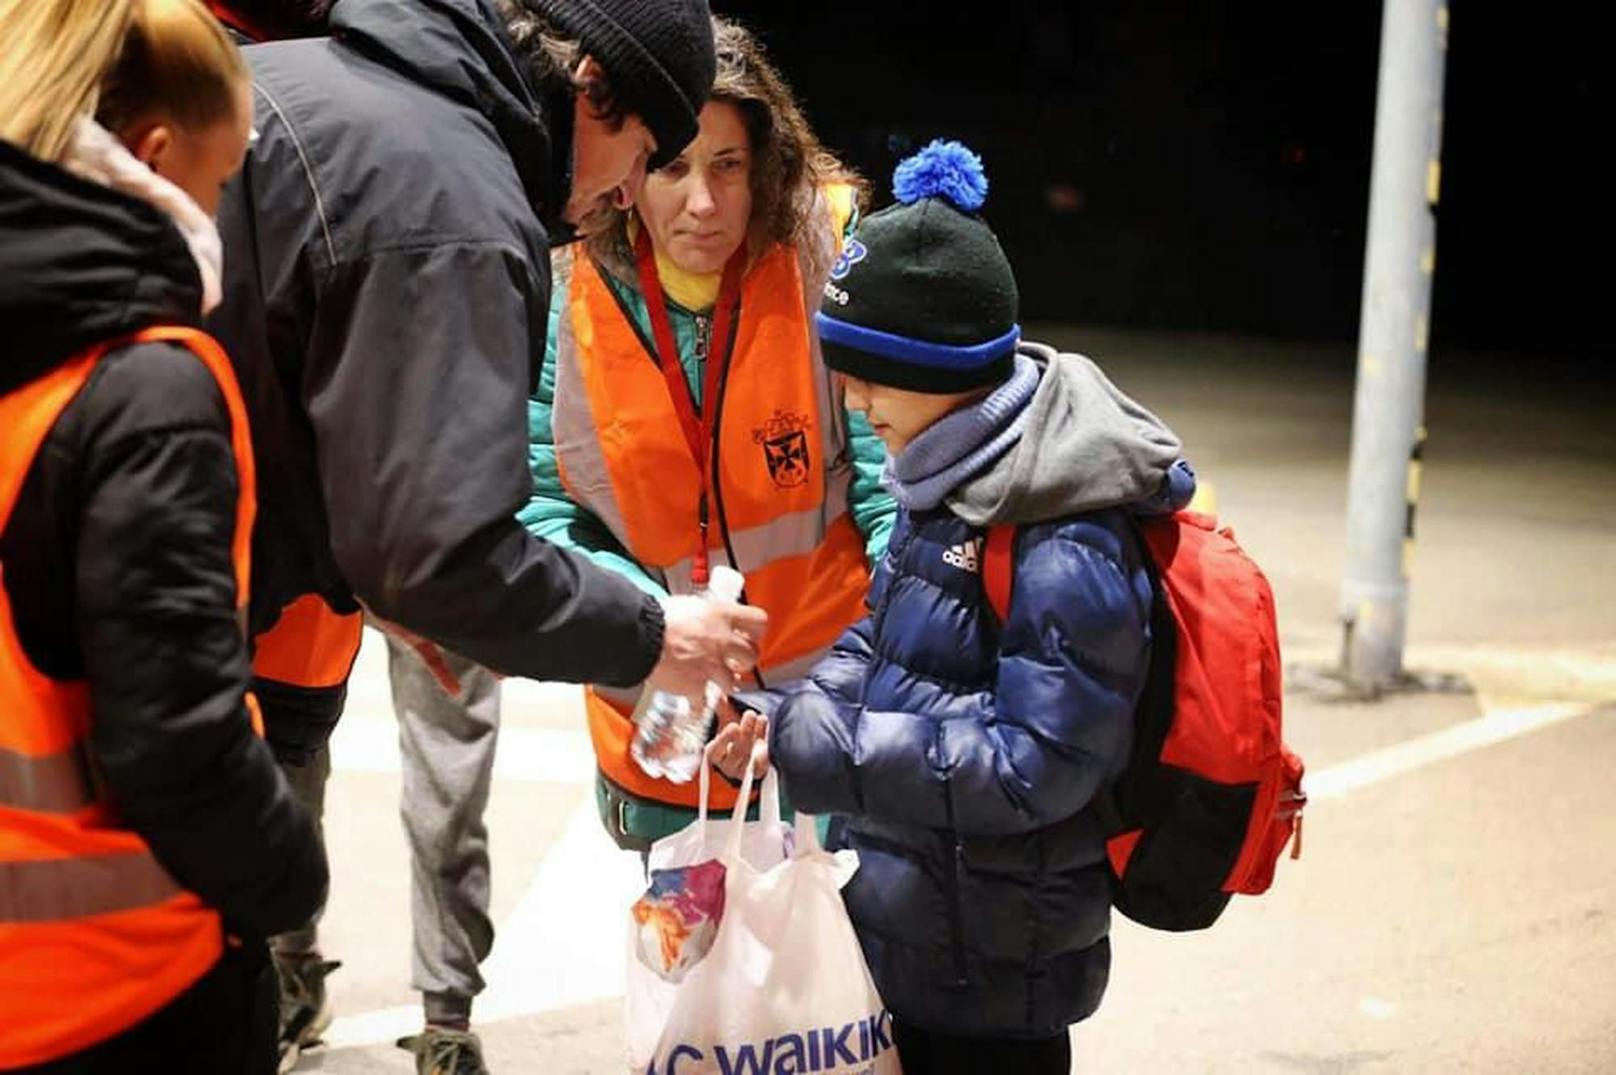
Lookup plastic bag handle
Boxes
[697,746,712,847]
[698,743,781,855]
[722,753,761,863]
[793,810,822,856]
[760,764,781,837]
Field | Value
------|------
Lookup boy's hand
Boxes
[710,702,770,782]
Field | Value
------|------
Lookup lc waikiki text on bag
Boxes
[627,751,901,1075]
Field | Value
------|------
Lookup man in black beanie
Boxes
[206,3,764,1072]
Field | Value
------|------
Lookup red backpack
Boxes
[984,512,1305,931]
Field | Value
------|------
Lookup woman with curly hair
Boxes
[524,14,896,826]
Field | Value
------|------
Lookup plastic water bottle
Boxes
[631,565,746,784]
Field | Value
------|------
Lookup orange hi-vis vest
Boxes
[251,592,363,698]
[0,327,256,1068]
[552,187,871,810]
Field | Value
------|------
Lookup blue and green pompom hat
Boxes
[817,140,1021,394]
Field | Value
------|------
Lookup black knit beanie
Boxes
[536,0,716,169]
[817,140,1020,395]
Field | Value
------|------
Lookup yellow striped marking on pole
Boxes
[1403,426,1427,576]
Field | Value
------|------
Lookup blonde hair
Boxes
[0,0,246,163]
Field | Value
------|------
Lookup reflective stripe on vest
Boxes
[552,187,871,808]
[0,739,95,813]
[0,850,193,923]
[0,326,251,1067]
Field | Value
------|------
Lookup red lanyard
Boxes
[207,2,273,40]
[633,228,746,587]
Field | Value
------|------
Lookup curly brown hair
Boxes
[593,16,866,268]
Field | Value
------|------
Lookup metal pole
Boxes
[1339,0,1448,692]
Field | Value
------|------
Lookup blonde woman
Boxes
[0,2,323,1071]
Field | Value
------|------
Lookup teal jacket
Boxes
[521,246,895,848]
[519,267,895,598]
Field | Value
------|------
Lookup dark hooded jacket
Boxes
[0,138,325,938]
[209,0,665,751]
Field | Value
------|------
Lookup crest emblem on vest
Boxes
[753,409,812,489]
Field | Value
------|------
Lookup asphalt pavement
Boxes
[289,329,1616,1073]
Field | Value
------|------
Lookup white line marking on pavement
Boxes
[319,997,417,1048]
[328,715,596,786]
[1305,702,1589,801]
[321,699,1598,1051]
[1358,996,1397,1020]
[323,793,644,1049]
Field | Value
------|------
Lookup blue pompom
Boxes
[892,140,988,212]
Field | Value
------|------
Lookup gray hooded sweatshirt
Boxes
[884,340,1188,526]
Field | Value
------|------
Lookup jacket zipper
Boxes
[943,810,971,987]
[862,521,913,708]
[935,518,971,985]
[868,520,969,984]
[702,298,768,691]
[609,282,752,641]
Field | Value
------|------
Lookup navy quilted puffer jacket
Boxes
[769,345,1190,1039]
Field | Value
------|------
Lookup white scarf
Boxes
[58,117,224,315]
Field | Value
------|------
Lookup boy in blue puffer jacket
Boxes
[721,141,1195,1074]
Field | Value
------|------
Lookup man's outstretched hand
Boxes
[648,594,768,702]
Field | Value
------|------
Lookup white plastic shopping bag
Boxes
[627,757,791,1068]
[646,752,791,876]
[629,755,901,1075]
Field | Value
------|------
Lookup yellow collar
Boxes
[628,216,722,312]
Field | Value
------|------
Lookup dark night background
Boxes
[716,2,1607,366]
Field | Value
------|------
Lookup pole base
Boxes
[1287,662,1472,704]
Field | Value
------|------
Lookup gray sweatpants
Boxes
[272,745,330,957]
[385,636,502,1024]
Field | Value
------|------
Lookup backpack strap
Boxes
[1113,516,1180,828]
[983,520,1131,836]
[982,524,1015,622]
